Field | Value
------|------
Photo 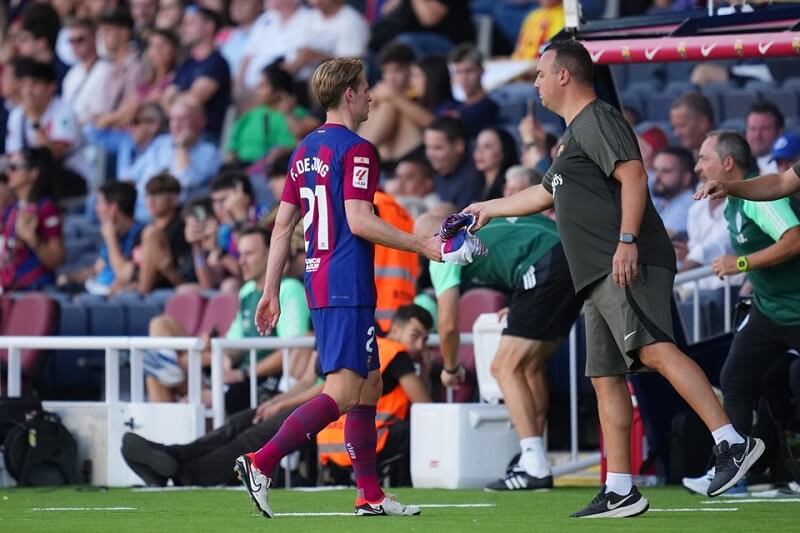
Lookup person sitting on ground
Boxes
[121,304,432,487]
[0,148,65,290]
[143,225,311,412]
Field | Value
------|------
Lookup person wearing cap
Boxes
[93,9,146,130]
[770,132,800,174]
[637,125,668,189]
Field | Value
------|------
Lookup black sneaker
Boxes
[485,467,553,491]
[708,436,765,497]
[121,432,179,486]
[570,486,649,518]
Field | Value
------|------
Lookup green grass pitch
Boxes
[1,486,799,532]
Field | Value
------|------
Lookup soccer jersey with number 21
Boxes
[282,123,379,309]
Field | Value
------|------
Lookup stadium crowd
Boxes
[0,0,799,492]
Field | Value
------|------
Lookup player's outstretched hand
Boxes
[255,291,281,336]
[693,179,728,200]
[462,201,494,233]
[421,235,443,262]
[440,364,466,389]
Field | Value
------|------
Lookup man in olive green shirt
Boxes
[686,131,800,494]
[464,40,762,517]
[417,212,581,491]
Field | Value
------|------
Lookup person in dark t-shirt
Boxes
[463,40,764,518]
[369,0,475,53]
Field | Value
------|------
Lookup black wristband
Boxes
[443,364,462,375]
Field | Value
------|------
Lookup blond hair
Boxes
[310,58,364,111]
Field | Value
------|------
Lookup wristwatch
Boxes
[619,233,637,244]
[736,255,749,273]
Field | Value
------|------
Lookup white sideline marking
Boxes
[274,503,495,517]
[650,508,738,512]
[702,498,800,504]
[31,507,137,512]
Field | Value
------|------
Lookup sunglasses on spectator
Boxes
[69,35,88,44]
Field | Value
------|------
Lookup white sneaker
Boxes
[234,453,273,518]
[682,467,714,495]
[355,493,421,516]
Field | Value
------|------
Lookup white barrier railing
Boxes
[674,265,733,342]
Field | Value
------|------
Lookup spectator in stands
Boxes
[770,132,800,174]
[219,0,262,76]
[503,164,541,198]
[93,10,146,130]
[0,148,65,290]
[81,0,121,20]
[651,146,697,264]
[5,59,89,198]
[131,0,159,38]
[670,91,714,160]
[424,117,484,209]
[125,94,222,221]
[182,196,236,290]
[684,130,800,495]
[361,55,455,171]
[622,105,641,129]
[637,125,669,187]
[136,29,179,105]
[156,0,185,30]
[281,0,369,80]
[0,58,23,155]
[142,225,310,409]
[474,127,519,201]
[385,157,440,219]
[746,101,784,174]
[164,5,231,142]
[448,44,499,138]
[239,0,311,93]
[511,0,564,60]
[53,0,79,67]
[16,4,68,90]
[62,18,111,126]
[518,111,558,175]
[133,173,194,293]
[210,170,268,257]
[369,0,475,57]
[67,181,144,295]
[121,304,430,487]
[226,62,318,165]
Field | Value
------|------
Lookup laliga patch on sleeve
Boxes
[352,165,369,189]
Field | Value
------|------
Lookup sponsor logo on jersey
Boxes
[306,257,321,272]
[551,173,564,193]
[353,165,369,189]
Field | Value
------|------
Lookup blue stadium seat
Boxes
[86,301,127,336]
[627,64,664,89]
[743,80,776,94]
[125,301,161,336]
[619,91,644,118]
[721,89,757,120]
[109,291,144,304]
[663,81,694,98]
[74,292,107,306]
[665,62,695,84]
[145,288,176,309]
[781,77,800,92]
[610,64,628,90]
[644,94,675,122]
[759,89,799,121]
[489,81,538,127]
[719,118,746,134]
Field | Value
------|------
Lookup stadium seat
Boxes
[643,94,675,122]
[721,89,757,120]
[665,62,695,85]
[781,76,800,92]
[164,291,206,335]
[41,301,100,400]
[743,80,776,94]
[0,293,58,377]
[86,301,127,336]
[760,89,799,121]
[627,64,664,89]
[109,291,144,304]
[489,81,538,126]
[196,292,239,336]
[0,294,13,332]
[619,90,644,117]
[610,64,628,90]
[458,288,508,371]
[125,301,162,336]
[719,118,745,133]
[145,288,176,309]
[663,81,694,98]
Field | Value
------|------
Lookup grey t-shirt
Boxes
[542,99,676,292]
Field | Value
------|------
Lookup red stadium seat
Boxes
[164,291,206,336]
[0,293,57,376]
[196,292,239,337]
[458,288,508,371]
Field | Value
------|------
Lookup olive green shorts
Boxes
[583,265,676,377]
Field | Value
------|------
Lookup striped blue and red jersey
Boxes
[281,123,380,309]
[0,199,62,290]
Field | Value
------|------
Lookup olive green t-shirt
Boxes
[542,99,676,292]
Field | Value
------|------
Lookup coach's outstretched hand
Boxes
[462,201,495,233]
[693,179,728,200]
[255,291,281,336]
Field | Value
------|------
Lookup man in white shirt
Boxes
[5,59,92,188]
[746,101,783,175]
[220,0,264,76]
[238,0,311,91]
[62,18,112,125]
[282,0,369,80]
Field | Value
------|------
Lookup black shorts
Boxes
[503,244,583,341]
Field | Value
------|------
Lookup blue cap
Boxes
[770,133,800,162]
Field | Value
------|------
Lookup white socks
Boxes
[605,472,633,495]
[518,437,551,478]
[712,424,745,446]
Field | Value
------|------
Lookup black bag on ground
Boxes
[0,397,42,444]
[3,410,79,485]
[669,411,714,483]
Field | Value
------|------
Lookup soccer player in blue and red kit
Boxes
[234,58,441,518]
